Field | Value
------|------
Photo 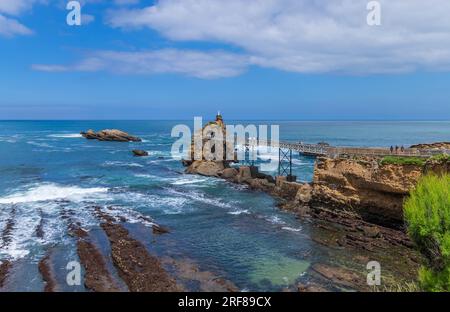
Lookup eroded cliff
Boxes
[309,156,449,227]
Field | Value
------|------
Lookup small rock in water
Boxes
[152,225,170,235]
[132,150,149,157]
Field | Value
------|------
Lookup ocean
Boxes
[0,120,449,291]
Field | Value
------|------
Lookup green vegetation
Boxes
[380,156,426,166]
[373,281,420,292]
[429,153,450,162]
[404,174,450,292]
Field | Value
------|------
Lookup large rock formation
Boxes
[81,129,141,142]
[184,114,235,175]
[309,156,449,227]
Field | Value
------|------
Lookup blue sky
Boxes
[1,0,450,120]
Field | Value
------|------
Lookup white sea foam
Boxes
[0,200,74,261]
[265,215,286,225]
[134,173,161,179]
[228,209,250,215]
[167,189,234,209]
[292,159,313,166]
[105,192,189,213]
[171,177,209,185]
[0,205,40,260]
[0,184,108,204]
[281,226,302,232]
[102,161,144,168]
[47,133,82,138]
[100,205,156,228]
[0,138,17,143]
[27,141,53,148]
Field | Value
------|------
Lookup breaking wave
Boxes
[0,184,108,204]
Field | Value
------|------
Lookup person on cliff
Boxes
[395,145,399,153]
[401,146,405,153]
[390,146,394,154]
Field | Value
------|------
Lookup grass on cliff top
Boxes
[380,156,427,166]
[429,153,450,162]
[404,174,450,292]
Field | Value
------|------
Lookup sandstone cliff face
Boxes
[311,157,423,226]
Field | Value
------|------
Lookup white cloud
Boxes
[81,13,95,25]
[113,0,139,5]
[32,49,249,79]
[0,0,43,37]
[105,0,450,74]
[0,14,32,37]
[0,0,37,16]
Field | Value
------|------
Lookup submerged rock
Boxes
[297,282,329,292]
[312,264,366,290]
[95,208,181,292]
[81,129,141,142]
[0,260,11,288]
[38,253,57,292]
[132,150,149,157]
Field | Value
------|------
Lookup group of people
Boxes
[390,145,405,154]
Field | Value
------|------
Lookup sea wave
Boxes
[99,205,156,228]
[47,133,82,138]
[27,141,53,148]
[281,226,302,232]
[171,177,210,185]
[0,202,69,261]
[0,183,108,204]
[167,189,237,209]
[102,161,144,168]
[105,191,189,214]
[228,209,250,215]
[265,215,286,225]
[134,173,161,180]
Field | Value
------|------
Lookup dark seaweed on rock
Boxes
[95,208,181,292]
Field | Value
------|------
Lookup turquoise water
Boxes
[0,120,449,291]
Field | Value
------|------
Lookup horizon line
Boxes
[1,119,450,122]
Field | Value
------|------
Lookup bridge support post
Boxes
[278,148,296,182]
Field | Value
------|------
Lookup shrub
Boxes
[381,156,426,166]
[404,174,450,292]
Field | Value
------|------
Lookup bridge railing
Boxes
[245,139,436,158]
